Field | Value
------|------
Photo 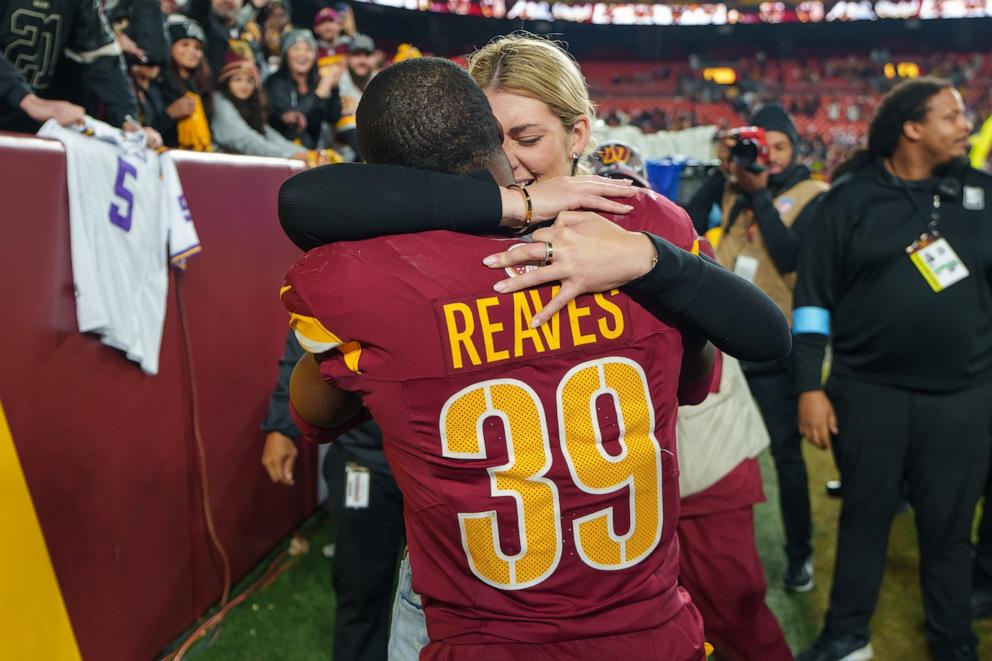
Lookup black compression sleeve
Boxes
[793,333,828,392]
[278,164,502,250]
[623,234,791,362]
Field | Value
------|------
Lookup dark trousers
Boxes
[823,375,992,658]
[975,469,992,590]
[324,444,405,661]
[745,368,812,564]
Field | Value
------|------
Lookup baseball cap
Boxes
[314,7,339,26]
[349,34,375,54]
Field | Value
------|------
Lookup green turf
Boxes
[179,450,992,660]
[169,516,337,661]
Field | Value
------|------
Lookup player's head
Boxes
[356,58,512,184]
[468,33,594,185]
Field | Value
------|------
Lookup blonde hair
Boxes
[468,33,596,157]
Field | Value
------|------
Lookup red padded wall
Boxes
[0,135,318,660]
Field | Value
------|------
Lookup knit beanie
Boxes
[166,15,206,46]
[280,29,317,56]
[751,103,799,145]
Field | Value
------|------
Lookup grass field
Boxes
[170,447,992,660]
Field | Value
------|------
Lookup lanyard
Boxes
[886,159,941,236]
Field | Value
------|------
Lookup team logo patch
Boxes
[504,243,541,278]
[775,196,795,215]
[964,186,985,211]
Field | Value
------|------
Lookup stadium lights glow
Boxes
[704,67,737,84]
[352,0,992,26]
[883,61,922,78]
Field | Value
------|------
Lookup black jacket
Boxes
[149,67,211,148]
[265,68,342,149]
[0,0,137,130]
[793,158,992,393]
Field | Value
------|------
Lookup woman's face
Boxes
[228,72,256,100]
[171,38,203,70]
[286,42,316,75]
[484,88,590,185]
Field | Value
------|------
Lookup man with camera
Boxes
[714,103,828,592]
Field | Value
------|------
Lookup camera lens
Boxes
[731,138,759,165]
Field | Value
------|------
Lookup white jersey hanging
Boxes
[38,118,201,374]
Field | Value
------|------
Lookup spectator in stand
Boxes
[313,7,351,61]
[0,0,161,145]
[109,0,171,133]
[259,0,293,65]
[211,52,309,159]
[265,29,342,149]
[155,16,213,150]
[181,0,265,79]
[333,34,377,159]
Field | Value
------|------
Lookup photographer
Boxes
[714,103,827,592]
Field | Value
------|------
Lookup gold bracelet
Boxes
[507,184,533,235]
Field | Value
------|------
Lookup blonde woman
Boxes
[279,33,785,361]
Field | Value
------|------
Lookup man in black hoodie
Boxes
[713,103,828,593]
[794,78,992,661]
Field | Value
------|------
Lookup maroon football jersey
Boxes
[283,190,703,654]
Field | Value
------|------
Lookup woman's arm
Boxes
[211,93,299,159]
[277,164,637,250]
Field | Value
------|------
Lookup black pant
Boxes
[975,468,992,590]
[746,368,812,565]
[823,375,992,658]
[324,444,405,661]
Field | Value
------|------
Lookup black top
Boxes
[0,0,137,128]
[278,163,792,364]
[265,69,342,150]
[793,159,992,393]
[151,68,211,148]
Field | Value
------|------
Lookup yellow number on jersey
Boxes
[558,358,663,569]
[439,358,663,590]
[440,380,561,590]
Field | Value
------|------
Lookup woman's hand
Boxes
[499,175,638,228]
[483,211,658,327]
[165,96,196,120]
[316,64,343,98]
[281,110,307,132]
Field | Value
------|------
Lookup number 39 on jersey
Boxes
[439,356,664,591]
